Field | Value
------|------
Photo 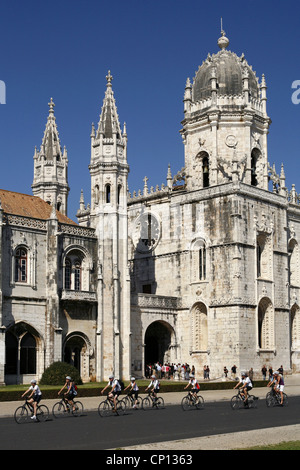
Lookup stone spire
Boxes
[32,99,69,215]
[96,71,122,140]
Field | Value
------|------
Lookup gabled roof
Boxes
[0,189,77,225]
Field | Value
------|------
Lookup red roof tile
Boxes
[0,189,77,225]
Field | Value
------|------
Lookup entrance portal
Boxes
[145,321,174,365]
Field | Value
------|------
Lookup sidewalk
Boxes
[1,374,300,419]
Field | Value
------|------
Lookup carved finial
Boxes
[106,70,113,87]
[48,97,55,114]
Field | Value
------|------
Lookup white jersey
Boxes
[242,377,252,388]
[131,380,139,391]
[149,379,160,389]
[30,384,42,396]
[109,379,121,392]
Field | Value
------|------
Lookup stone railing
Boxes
[61,289,97,302]
[131,293,181,310]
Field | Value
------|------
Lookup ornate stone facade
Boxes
[1,31,300,385]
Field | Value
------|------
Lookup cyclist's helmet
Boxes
[31,379,37,384]
[241,372,246,377]
[66,376,72,380]
[274,371,279,375]
[131,377,135,381]
[109,374,114,379]
[151,375,156,379]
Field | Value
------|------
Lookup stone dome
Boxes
[192,32,259,102]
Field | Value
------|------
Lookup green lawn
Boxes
[242,441,300,450]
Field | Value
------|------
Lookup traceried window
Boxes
[191,239,207,283]
[14,247,27,283]
[64,251,85,291]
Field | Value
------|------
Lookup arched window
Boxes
[106,184,111,204]
[258,298,274,350]
[15,247,27,282]
[251,148,261,187]
[64,250,85,291]
[191,239,207,282]
[202,155,209,188]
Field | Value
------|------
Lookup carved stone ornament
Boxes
[225,134,238,148]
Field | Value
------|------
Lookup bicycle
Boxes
[266,386,288,407]
[14,398,49,424]
[142,391,164,410]
[52,395,84,418]
[98,395,126,417]
[181,391,204,411]
[230,389,258,410]
[123,392,142,410]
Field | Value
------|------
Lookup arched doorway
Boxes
[63,332,91,382]
[144,321,175,366]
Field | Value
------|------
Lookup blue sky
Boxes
[0,0,300,220]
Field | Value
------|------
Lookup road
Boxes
[1,397,299,450]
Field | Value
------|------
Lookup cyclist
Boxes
[184,373,201,401]
[145,374,160,405]
[124,377,139,409]
[58,376,77,412]
[270,370,285,405]
[234,372,253,406]
[101,374,121,412]
[21,379,42,420]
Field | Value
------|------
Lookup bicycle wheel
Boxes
[73,401,84,417]
[195,395,204,410]
[266,392,275,407]
[142,396,151,410]
[282,393,288,406]
[116,399,126,416]
[155,397,164,409]
[181,396,192,411]
[230,395,241,410]
[36,405,49,422]
[135,396,142,409]
[52,401,68,418]
[14,406,28,424]
[98,401,111,417]
[122,396,132,409]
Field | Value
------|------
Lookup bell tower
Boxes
[89,71,130,381]
[180,30,271,192]
[32,98,69,215]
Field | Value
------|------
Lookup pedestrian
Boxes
[248,368,254,382]
[268,365,273,381]
[224,366,228,378]
[231,365,237,379]
[261,364,267,380]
